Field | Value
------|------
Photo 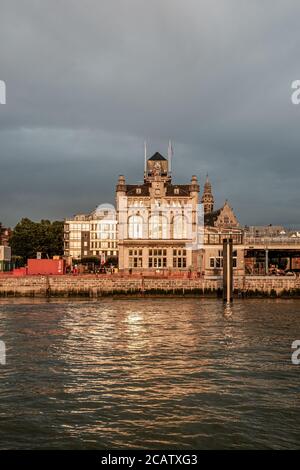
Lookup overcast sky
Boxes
[1,0,300,227]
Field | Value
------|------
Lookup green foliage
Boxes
[9,218,64,263]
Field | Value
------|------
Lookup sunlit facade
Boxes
[116,152,200,272]
[64,207,117,262]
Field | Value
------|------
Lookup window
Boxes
[149,214,168,239]
[209,250,238,269]
[69,241,81,248]
[209,234,220,244]
[128,215,143,239]
[129,249,143,268]
[173,214,187,239]
[173,249,187,269]
[233,250,237,268]
[148,248,167,268]
[70,232,81,240]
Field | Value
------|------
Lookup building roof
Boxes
[125,183,192,197]
[148,152,167,161]
[204,209,221,226]
[166,184,190,196]
[126,184,150,196]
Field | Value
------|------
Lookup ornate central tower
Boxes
[144,152,170,183]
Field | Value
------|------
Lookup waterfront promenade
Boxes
[0,273,300,298]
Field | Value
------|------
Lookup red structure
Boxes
[12,267,27,276]
[27,259,65,275]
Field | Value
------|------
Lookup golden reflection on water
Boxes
[0,298,300,449]
[223,302,233,319]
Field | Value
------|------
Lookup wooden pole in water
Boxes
[223,238,233,303]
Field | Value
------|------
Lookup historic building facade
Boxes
[116,152,201,272]
[63,149,245,274]
[202,199,245,276]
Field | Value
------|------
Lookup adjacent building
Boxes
[0,223,11,246]
[0,223,12,272]
[0,245,11,272]
[202,199,245,276]
[64,206,117,263]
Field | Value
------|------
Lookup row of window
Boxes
[128,248,187,256]
[69,233,81,240]
[128,214,189,239]
[69,241,81,248]
[204,234,243,244]
[90,232,116,240]
[209,257,237,268]
[90,223,117,231]
[209,250,238,269]
[91,241,117,249]
[129,200,189,207]
[67,241,117,249]
[128,256,187,269]
[128,247,187,269]
[68,250,117,258]
[68,223,90,231]
[92,250,117,256]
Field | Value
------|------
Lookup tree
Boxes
[9,218,64,264]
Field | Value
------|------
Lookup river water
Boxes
[0,298,299,449]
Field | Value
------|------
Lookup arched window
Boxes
[149,214,168,239]
[128,215,143,239]
[173,214,187,239]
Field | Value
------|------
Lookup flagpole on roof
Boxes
[144,141,147,177]
[168,140,173,176]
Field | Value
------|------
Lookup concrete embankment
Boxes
[0,275,300,298]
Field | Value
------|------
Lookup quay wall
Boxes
[0,275,300,297]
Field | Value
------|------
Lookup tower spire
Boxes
[201,174,214,214]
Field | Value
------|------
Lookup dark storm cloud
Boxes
[0,0,300,226]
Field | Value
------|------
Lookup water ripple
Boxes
[0,298,299,449]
